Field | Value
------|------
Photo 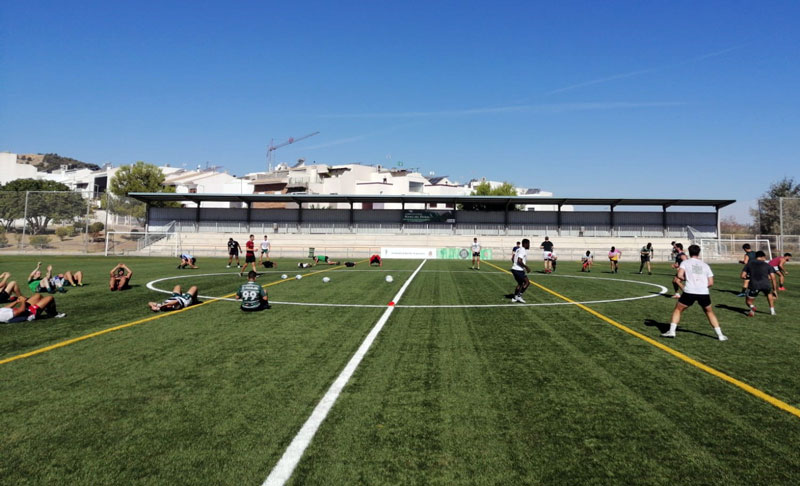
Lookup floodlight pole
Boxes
[20,191,29,249]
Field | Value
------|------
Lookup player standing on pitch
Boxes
[471,237,481,270]
[540,237,554,273]
[227,238,242,268]
[661,244,727,341]
[240,235,258,276]
[510,239,531,303]
[260,236,271,264]
[742,251,779,316]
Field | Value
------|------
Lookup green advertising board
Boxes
[436,248,493,260]
[402,210,455,223]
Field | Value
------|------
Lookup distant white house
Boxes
[0,152,39,185]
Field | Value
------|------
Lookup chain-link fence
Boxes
[754,197,800,253]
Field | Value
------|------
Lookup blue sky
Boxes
[1,1,798,220]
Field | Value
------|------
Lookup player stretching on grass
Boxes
[0,272,22,303]
[742,251,778,316]
[369,254,382,266]
[670,243,688,298]
[240,235,258,277]
[0,294,65,323]
[471,237,481,270]
[312,255,339,266]
[608,246,621,273]
[510,239,531,303]
[178,253,197,269]
[109,263,133,291]
[661,244,727,341]
[148,285,199,312]
[768,253,791,291]
[236,271,271,311]
[226,238,242,268]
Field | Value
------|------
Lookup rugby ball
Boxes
[322,277,330,283]
[385,275,394,283]
[295,274,302,280]
[281,274,288,279]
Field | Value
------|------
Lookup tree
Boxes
[461,181,520,211]
[0,190,25,231]
[109,162,177,224]
[750,177,800,234]
[719,215,754,236]
[1,179,87,234]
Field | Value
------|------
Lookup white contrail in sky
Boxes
[546,45,743,95]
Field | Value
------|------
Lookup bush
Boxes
[55,226,75,241]
[72,223,85,234]
[29,235,51,248]
[0,228,7,248]
[88,222,104,234]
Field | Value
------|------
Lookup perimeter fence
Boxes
[753,197,800,253]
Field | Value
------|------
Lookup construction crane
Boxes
[266,131,320,172]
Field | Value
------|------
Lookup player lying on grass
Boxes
[0,272,23,303]
[28,263,84,293]
[661,244,727,341]
[109,263,133,291]
[580,251,593,272]
[261,260,278,269]
[236,271,270,311]
[312,255,339,266]
[148,285,199,312]
[768,253,791,291]
[177,253,197,269]
[0,294,66,323]
[741,251,778,317]
[369,254,382,266]
[510,239,531,303]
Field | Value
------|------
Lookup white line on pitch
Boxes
[262,259,428,486]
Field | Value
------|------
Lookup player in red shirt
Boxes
[768,253,791,291]
[369,254,382,266]
[240,234,258,277]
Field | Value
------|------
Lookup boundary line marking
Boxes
[0,264,355,367]
[262,260,428,486]
[484,261,800,419]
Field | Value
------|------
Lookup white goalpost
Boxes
[104,231,178,256]
[698,238,773,262]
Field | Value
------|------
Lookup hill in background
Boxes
[17,153,101,172]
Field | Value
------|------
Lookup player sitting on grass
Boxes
[661,244,727,341]
[148,285,199,312]
[768,253,791,291]
[312,255,339,266]
[178,253,197,269]
[580,251,593,272]
[369,254,382,266]
[0,272,22,303]
[742,251,778,317]
[236,271,270,311]
[109,263,133,291]
[0,294,66,323]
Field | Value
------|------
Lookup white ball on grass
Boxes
[322,277,330,283]
[385,275,394,283]
[281,274,288,279]
[295,274,302,280]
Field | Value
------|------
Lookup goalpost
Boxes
[698,238,773,262]
[104,231,178,256]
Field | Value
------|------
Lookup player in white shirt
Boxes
[260,236,271,264]
[471,238,481,270]
[510,239,531,303]
[661,244,727,341]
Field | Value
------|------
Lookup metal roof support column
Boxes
[715,206,721,241]
[557,203,562,236]
[349,201,354,232]
[662,205,668,237]
[610,204,615,237]
[246,202,252,233]
[504,201,510,235]
[145,203,151,230]
[195,201,201,232]
[453,199,458,234]
[297,201,303,230]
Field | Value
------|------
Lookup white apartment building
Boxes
[0,152,39,185]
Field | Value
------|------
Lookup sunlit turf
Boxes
[1,255,799,485]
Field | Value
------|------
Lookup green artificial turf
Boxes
[1,256,798,485]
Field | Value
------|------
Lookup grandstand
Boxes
[125,193,735,260]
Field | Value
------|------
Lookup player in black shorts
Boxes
[227,238,242,268]
[148,285,199,312]
[670,243,687,298]
[736,243,758,297]
[369,254,382,267]
[0,272,22,303]
[741,251,778,316]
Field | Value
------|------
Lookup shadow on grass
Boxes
[643,319,718,339]
[715,304,749,315]
[714,288,744,296]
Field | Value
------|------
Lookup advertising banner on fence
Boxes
[381,247,438,259]
[436,248,493,260]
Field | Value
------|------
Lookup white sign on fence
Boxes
[381,247,437,259]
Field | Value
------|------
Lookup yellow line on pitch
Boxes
[483,260,800,419]
[0,262,362,367]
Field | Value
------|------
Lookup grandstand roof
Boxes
[129,192,735,209]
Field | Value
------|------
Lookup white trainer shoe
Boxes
[516,296,526,303]
[718,335,728,341]
[661,332,676,338]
